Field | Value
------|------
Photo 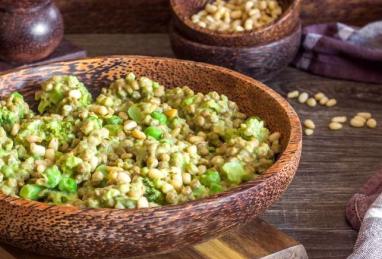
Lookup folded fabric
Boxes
[346,170,382,230]
[293,21,382,84]
[346,170,382,258]
[348,194,382,258]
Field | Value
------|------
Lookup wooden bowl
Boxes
[0,56,302,258]
[0,0,64,64]
[170,21,302,82]
[170,0,302,47]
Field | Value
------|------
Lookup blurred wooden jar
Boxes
[0,0,64,64]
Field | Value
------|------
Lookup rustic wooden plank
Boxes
[64,34,382,258]
[0,218,307,259]
[55,0,382,33]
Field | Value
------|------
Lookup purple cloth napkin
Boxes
[346,170,382,258]
[293,21,382,83]
[346,170,382,230]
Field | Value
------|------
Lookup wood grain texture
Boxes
[0,39,87,72]
[170,0,302,47]
[63,33,382,258]
[169,22,301,82]
[0,0,63,63]
[0,218,308,259]
[53,0,382,34]
[0,56,301,258]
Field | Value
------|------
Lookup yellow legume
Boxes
[329,122,343,130]
[366,118,377,128]
[304,119,315,129]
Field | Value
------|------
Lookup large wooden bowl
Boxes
[0,56,302,258]
[170,21,301,82]
[170,0,302,47]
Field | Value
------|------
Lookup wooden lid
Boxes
[0,0,51,13]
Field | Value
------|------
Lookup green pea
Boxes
[42,165,62,188]
[128,104,144,123]
[152,82,160,89]
[150,111,167,125]
[200,170,221,187]
[144,126,163,140]
[58,177,77,193]
[209,183,223,194]
[105,115,123,125]
[182,96,194,106]
[19,184,43,200]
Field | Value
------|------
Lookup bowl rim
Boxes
[170,20,302,50]
[170,0,302,40]
[0,55,302,215]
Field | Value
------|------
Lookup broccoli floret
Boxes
[16,117,75,146]
[57,154,83,176]
[36,76,92,114]
[143,178,164,204]
[0,92,31,130]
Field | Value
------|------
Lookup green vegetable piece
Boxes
[193,185,208,199]
[206,100,221,112]
[182,97,195,106]
[58,177,77,193]
[36,76,92,114]
[209,183,223,194]
[144,126,162,140]
[0,92,30,129]
[241,117,269,142]
[105,115,123,125]
[105,125,122,136]
[95,164,107,174]
[47,190,77,204]
[59,155,82,176]
[1,165,15,178]
[152,82,160,89]
[19,184,43,200]
[222,161,247,185]
[200,170,221,187]
[143,178,164,204]
[128,104,144,123]
[42,165,62,188]
[151,111,167,125]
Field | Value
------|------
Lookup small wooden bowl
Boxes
[170,22,301,82]
[0,56,302,258]
[170,0,302,47]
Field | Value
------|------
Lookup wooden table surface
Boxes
[64,34,382,259]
